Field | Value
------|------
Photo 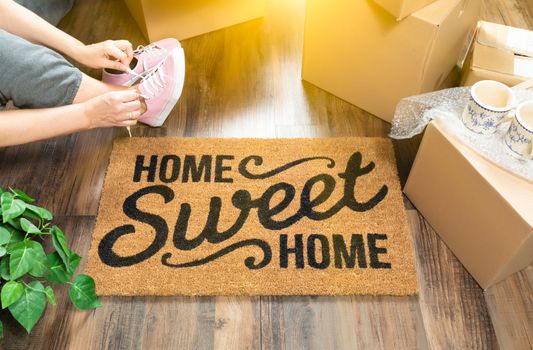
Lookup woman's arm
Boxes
[0,90,142,147]
[0,0,133,71]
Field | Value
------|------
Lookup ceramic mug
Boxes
[504,101,533,160]
[461,80,515,134]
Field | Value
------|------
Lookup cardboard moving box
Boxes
[461,21,533,86]
[373,0,438,20]
[404,122,533,289]
[123,0,266,41]
[302,0,481,123]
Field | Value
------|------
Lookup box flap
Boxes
[373,0,439,20]
[471,21,533,79]
[413,0,465,25]
[472,43,515,74]
[477,21,533,57]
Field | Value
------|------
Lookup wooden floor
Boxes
[1,0,532,349]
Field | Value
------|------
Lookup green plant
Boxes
[0,187,100,338]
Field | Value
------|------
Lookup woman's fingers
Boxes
[120,109,141,120]
[104,40,133,71]
[122,99,142,111]
[105,59,130,72]
[105,42,127,60]
[115,40,134,62]
[112,90,140,103]
[121,118,139,126]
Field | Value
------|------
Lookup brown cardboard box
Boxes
[373,0,438,20]
[123,0,266,41]
[404,121,533,289]
[461,21,533,86]
[302,0,481,123]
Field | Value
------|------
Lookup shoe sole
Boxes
[141,47,185,127]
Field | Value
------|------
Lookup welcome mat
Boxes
[86,137,418,296]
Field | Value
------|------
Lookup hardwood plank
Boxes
[140,297,216,350]
[407,210,499,349]
[213,297,261,350]
[275,124,330,138]
[261,295,428,350]
[0,130,112,216]
[481,0,533,28]
[485,266,533,350]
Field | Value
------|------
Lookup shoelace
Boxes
[134,44,166,58]
[133,44,166,72]
[127,59,167,100]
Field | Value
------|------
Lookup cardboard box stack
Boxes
[123,0,266,41]
[302,0,481,123]
[404,121,533,289]
[461,21,533,86]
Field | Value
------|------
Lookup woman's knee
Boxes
[0,30,82,109]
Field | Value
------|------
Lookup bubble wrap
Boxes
[389,87,533,182]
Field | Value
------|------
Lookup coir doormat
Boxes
[86,137,418,296]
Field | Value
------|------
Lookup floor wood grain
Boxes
[408,211,499,350]
[0,0,532,349]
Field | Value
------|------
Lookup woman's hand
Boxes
[75,40,134,72]
[83,90,143,129]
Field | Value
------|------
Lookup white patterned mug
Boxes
[504,101,533,161]
[461,80,515,134]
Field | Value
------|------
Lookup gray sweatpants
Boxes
[0,0,81,111]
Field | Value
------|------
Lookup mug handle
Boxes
[496,111,515,126]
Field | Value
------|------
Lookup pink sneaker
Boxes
[137,47,185,127]
[102,38,181,86]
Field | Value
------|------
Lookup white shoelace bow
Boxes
[133,44,166,72]
[128,60,167,100]
[134,44,166,58]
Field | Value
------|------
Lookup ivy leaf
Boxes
[0,257,10,280]
[44,287,56,306]
[2,195,26,223]
[68,275,101,310]
[25,204,53,221]
[7,229,24,245]
[22,210,42,222]
[46,253,70,284]
[67,253,81,275]
[1,192,13,218]
[51,226,70,267]
[9,188,35,203]
[28,242,49,278]
[0,226,11,245]
[0,247,6,257]
[1,280,24,309]
[7,218,21,231]
[8,281,46,333]
[9,240,40,280]
[46,252,80,284]
[20,218,42,235]
[5,230,25,255]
